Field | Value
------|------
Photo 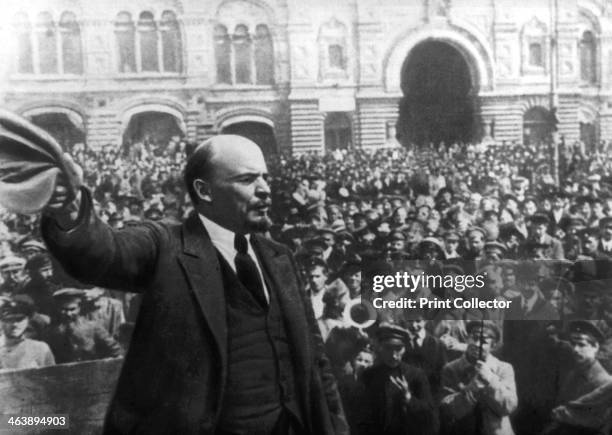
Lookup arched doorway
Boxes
[123,112,184,147]
[221,121,277,157]
[324,112,352,150]
[523,107,551,146]
[29,112,85,151]
[398,40,477,147]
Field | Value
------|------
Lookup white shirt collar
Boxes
[408,328,426,345]
[521,292,539,313]
[198,214,249,252]
[198,214,269,302]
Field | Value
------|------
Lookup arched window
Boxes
[160,11,181,72]
[138,12,158,72]
[215,24,232,84]
[233,24,252,84]
[529,42,543,67]
[59,12,82,74]
[37,12,58,74]
[214,25,232,84]
[14,13,33,73]
[580,31,597,84]
[115,12,136,72]
[254,24,274,85]
[214,21,274,86]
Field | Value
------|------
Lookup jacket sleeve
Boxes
[402,367,438,435]
[478,361,518,416]
[93,324,123,359]
[41,187,163,292]
[441,364,478,419]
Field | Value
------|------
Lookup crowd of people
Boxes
[1,135,612,434]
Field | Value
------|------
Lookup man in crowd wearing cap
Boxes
[324,229,349,272]
[482,241,507,264]
[571,283,606,321]
[440,320,517,435]
[504,262,559,321]
[597,216,612,257]
[306,258,332,320]
[317,278,352,341]
[498,225,525,260]
[42,136,346,434]
[337,345,374,435]
[526,213,564,260]
[502,262,561,434]
[0,295,55,370]
[338,261,361,301]
[545,381,612,435]
[82,288,126,339]
[401,309,447,401]
[318,228,338,266]
[578,227,604,260]
[385,230,406,255]
[542,321,612,435]
[464,227,486,261]
[45,289,122,364]
[0,256,28,295]
[19,253,58,318]
[442,229,461,259]
[358,323,437,435]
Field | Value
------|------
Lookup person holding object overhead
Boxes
[40,135,347,435]
[440,321,517,435]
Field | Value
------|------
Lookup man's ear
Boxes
[193,179,212,203]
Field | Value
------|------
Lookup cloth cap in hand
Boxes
[0,109,75,214]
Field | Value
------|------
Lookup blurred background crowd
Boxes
[1,136,612,434]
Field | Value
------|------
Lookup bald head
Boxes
[185,135,263,200]
[184,135,271,233]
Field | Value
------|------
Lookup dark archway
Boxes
[221,121,277,157]
[398,40,477,147]
[324,112,352,150]
[523,107,551,146]
[580,122,596,153]
[124,112,183,146]
[30,112,85,151]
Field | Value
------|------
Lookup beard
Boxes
[246,214,273,233]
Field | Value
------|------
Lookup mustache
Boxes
[250,200,272,209]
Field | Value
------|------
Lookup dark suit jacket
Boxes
[41,189,346,435]
[357,363,437,435]
[504,296,560,321]
[403,334,447,401]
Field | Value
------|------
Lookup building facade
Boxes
[0,0,611,154]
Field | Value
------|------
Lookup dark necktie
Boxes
[234,234,267,306]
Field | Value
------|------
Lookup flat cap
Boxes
[0,294,34,319]
[375,323,409,345]
[568,320,605,343]
[0,255,26,270]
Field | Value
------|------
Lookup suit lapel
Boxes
[251,235,312,378]
[178,213,227,369]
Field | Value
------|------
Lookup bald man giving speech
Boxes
[42,135,347,435]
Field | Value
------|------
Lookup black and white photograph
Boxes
[0,0,611,434]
